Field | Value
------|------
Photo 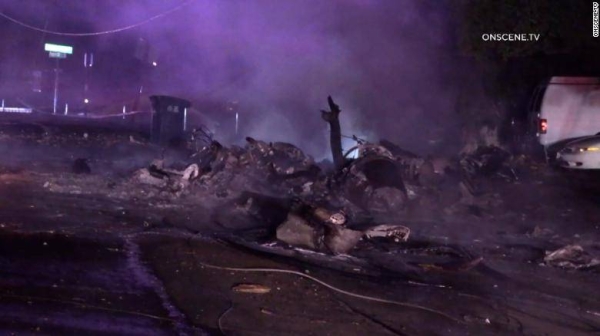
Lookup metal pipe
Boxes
[84,53,90,108]
[235,112,239,134]
[53,59,59,114]
[183,108,188,131]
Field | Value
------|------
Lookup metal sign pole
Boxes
[44,43,72,115]
[83,52,93,107]
[53,58,59,114]
[183,108,187,131]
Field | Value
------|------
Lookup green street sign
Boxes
[44,43,73,55]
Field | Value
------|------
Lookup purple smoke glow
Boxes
[0,0,473,159]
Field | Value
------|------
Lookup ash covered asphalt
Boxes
[0,231,196,335]
[0,114,600,335]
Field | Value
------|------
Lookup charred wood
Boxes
[321,96,345,171]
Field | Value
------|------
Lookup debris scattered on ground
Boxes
[544,245,600,270]
[0,97,552,259]
[418,256,484,272]
[104,97,535,230]
[364,224,410,242]
[231,284,271,294]
[461,145,512,181]
[260,308,275,315]
[72,158,91,174]
[104,96,547,255]
[276,213,323,250]
[530,226,554,238]
[135,168,168,188]
[324,225,363,255]
[310,208,348,226]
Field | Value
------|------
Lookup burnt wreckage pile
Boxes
[138,97,518,255]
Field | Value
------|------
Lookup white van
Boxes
[532,77,600,149]
[531,77,600,160]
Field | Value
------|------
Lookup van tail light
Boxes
[539,118,548,134]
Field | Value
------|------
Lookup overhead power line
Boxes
[0,0,195,36]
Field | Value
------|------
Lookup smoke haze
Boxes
[0,0,470,158]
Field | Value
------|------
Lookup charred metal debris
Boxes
[135,96,531,255]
